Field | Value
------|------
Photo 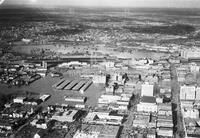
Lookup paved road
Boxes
[170,64,186,138]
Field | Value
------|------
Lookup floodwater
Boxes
[0,75,105,107]
[0,48,169,107]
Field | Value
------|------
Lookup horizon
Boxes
[1,4,200,10]
[1,0,200,9]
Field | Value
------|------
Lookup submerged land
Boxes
[0,6,200,138]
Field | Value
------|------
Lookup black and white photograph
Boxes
[0,0,200,138]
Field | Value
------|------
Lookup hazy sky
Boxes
[2,0,200,8]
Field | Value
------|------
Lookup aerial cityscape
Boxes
[1,0,200,138]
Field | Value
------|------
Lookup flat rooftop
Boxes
[141,96,156,103]
[81,124,120,137]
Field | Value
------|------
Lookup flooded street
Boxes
[0,74,105,107]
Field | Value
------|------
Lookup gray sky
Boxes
[3,0,200,8]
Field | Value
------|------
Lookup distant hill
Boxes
[125,24,196,36]
[189,30,200,39]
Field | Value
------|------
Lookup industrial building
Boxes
[157,115,173,128]
[137,96,157,113]
[132,114,150,128]
[180,85,196,100]
[64,80,79,90]
[13,97,26,104]
[196,87,200,100]
[157,127,173,137]
[58,61,88,68]
[73,124,120,138]
[72,80,86,91]
[53,79,92,93]
[181,49,200,60]
[189,63,200,73]
[52,78,65,88]
[98,95,121,104]
[79,80,93,94]
[97,93,131,111]
[39,94,51,102]
[110,73,123,82]
[51,109,80,122]
[100,61,115,69]
[64,96,87,103]
[183,108,199,119]
[56,80,71,90]
[92,75,106,84]
[84,111,124,125]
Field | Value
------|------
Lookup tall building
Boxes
[196,87,200,100]
[180,86,196,100]
[181,50,200,60]
[141,84,154,97]
[189,63,200,73]
[42,61,47,69]
[92,75,106,84]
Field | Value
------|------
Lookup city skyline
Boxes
[0,0,200,137]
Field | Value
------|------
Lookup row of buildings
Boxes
[0,61,47,87]
[0,94,50,137]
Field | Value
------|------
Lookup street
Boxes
[170,64,186,138]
